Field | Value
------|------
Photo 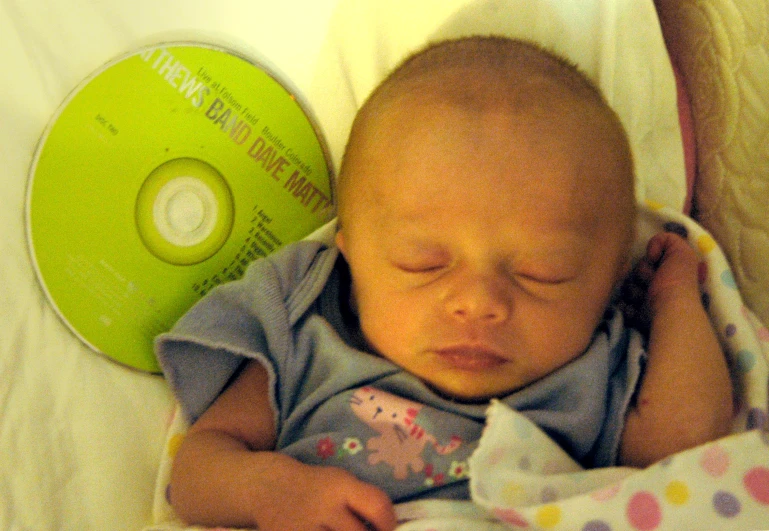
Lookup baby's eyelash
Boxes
[515,272,574,286]
[395,263,446,274]
[517,272,564,282]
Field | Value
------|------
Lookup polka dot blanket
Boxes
[146,204,769,531]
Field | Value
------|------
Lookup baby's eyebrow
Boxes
[511,242,587,269]
[389,239,449,258]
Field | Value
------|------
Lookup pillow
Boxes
[655,0,769,326]
[307,0,687,211]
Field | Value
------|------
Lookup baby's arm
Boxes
[170,360,397,531]
[619,232,733,468]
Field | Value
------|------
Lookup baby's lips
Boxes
[433,345,508,370]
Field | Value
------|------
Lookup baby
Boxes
[157,36,733,531]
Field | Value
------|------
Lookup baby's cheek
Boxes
[359,302,413,352]
[525,309,594,370]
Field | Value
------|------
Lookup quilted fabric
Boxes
[655,0,769,326]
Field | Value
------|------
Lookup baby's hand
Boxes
[642,230,703,314]
[619,229,703,333]
[257,463,397,531]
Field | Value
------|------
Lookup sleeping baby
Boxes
[156,35,733,531]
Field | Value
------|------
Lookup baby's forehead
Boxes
[340,38,634,230]
[368,62,616,156]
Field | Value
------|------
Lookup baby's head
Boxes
[336,36,636,402]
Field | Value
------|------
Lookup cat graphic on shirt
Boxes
[350,386,462,479]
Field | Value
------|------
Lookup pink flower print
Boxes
[316,437,336,459]
[423,463,446,487]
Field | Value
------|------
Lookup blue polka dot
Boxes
[664,222,689,239]
[748,408,768,431]
[721,270,738,289]
[737,349,757,373]
[725,324,737,337]
[583,521,612,531]
[541,485,559,503]
[713,491,741,518]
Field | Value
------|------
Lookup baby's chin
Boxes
[422,375,529,404]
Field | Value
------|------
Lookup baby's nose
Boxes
[443,273,511,324]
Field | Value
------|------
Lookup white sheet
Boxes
[0,1,685,529]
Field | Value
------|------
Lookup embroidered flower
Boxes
[316,437,336,459]
[449,460,469,479]
[424,473,446,487]
[423,463,446,487]
[343,438,363,455]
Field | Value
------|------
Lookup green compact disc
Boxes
[27,42,334,373]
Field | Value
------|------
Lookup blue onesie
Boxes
[156,240,644,502]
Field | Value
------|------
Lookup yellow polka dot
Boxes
[665,480,690,505]
[502,482,527,505]
[644,200,665,211]
[168,433,186,459]
[696,234,717,255]
[535,504,562,528]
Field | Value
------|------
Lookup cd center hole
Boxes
[166,189,206,233]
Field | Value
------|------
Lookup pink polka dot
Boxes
[542,460,566,475]
[743,467,769,505]
[591,483,621,502]
[626,491,662,531]
[487,447,507,466]
[494,507,529,527]
[700,445,730,477]
[758,327,769,342]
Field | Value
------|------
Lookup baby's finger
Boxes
[645,232,672,266]
[645,231,697,269]
[328,508,386,531]
[347,485,397,531]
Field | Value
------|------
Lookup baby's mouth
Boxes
[434,345,508,371]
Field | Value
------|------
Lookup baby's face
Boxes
[337,97,633,402]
